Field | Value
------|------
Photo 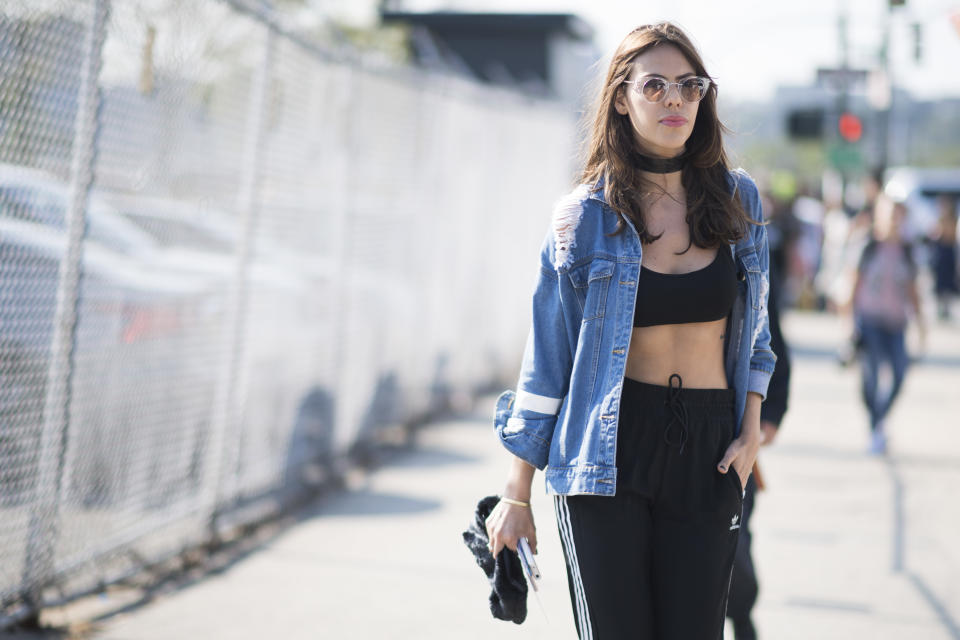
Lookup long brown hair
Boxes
[580,22,751,249]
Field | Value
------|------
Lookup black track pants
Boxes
[727,474,759,640]
[554,376,743,640]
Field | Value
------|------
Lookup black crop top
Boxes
[633,247,737,327]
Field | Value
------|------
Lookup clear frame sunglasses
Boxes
[623,76,712,104]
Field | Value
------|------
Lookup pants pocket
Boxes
[727,468,745,504]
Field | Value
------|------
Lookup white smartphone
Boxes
[517,537,541,591]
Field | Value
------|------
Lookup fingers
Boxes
[484,507,511,557]
[717,439,741,473]
[484,505,537,558]
[484,510,499,557]
[486,524,504,557]
[490,534,514,557]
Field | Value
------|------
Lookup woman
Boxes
[485,22,775,639]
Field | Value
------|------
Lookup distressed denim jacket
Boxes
[493,169,776,496]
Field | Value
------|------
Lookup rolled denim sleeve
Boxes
[493,231,573,470]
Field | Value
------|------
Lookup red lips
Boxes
[660,116,688,126]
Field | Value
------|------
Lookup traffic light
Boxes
[838,112,863,142]
[787,108,824,139]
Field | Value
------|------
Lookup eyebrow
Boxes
[641,72,697,80]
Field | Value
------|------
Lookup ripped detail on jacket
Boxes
[751,271,769,351]
[552,184,589,272]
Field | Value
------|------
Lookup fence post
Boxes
[326,66,357,459]
[22,0,110,607]
[200,20,275,529]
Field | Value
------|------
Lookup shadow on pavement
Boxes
[2,516,294,639]
[383,442,482,469]
[300,488,443,518]
[0,628,71,639]
[2,419,473,637]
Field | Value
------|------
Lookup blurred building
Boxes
[379,11,599,107]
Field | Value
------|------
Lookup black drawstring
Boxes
[664,373,689,454]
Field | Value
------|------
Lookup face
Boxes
[874,195,907,239]
[614,43,701,158]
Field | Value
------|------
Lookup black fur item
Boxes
[461,495,528,624]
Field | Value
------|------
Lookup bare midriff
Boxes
[625,318,728,389]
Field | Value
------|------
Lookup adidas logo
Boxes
[729,514,740,531]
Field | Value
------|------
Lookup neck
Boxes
[633,148,686,173]
[633,147,686,194]
[640,169,684,197]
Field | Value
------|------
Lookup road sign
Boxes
[817,67,868,91]
[828,142,863,171]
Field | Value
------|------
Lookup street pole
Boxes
[23,0,110,611]
[878,11,891,174]
[837,10,850,192]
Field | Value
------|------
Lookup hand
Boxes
[718,426,762,491]
[485,498,537,559]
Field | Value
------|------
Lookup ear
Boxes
[614,87,629,115]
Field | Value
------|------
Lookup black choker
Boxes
[635,152,686,174]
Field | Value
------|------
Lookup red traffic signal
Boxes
[838,112,863,142]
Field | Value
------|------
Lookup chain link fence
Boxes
[0,0,575,625]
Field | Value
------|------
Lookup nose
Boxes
[663,83,684,107]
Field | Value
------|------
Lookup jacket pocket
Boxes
[739,250,763,311]
[567,258,615,322]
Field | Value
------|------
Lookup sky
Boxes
[324,0,960,103]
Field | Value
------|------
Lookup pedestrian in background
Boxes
[789,186,825,309]
[486,22,775,639]
[852,194,925,454]
[726,190,793,640]
[931,194,959,320]
[834,172,881,366]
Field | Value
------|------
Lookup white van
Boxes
[883,166,960,241]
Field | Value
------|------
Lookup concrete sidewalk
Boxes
[29,310,960,639]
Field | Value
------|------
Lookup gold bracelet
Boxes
[500,497,530,508]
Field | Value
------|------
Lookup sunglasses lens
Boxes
[680,78,707,102]
[641,78,667,102]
